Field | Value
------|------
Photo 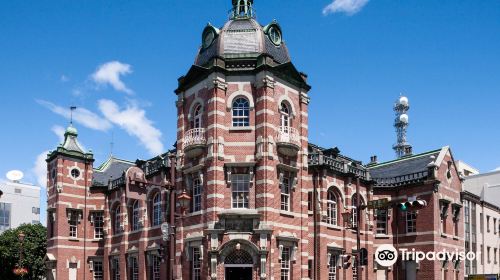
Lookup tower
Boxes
[174,0,311,278]
[393,95,412,158]
[45,125,97,280]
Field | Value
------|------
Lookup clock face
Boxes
[268,26,282,46]
[203,29,215,48]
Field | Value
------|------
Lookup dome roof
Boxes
[194,18,291,67]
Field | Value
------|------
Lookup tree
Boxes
[0,223,47,280]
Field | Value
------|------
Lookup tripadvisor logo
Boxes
[375,245,476,267]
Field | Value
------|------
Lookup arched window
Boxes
[114,206,121,234]
[152,193,162,226]
[351,194,364,229]
[192,177,202,212]
[280,102,290,128]
[327,190,338,226]
[192,104,202,129]
[132,200,140,231]
[232,98,250,127]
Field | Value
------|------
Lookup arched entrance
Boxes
[224,250,253,280]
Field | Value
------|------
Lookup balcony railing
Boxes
[276,126,300,147]
[183,128,207,150]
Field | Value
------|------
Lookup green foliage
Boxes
[0,223,47,280]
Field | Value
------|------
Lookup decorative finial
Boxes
[393,95,412,158]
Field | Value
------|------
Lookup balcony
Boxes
[276,126,300,156]
[183,128,207,158]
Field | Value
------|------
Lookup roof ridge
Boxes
[94,156,135,172]
[369,148,442,169]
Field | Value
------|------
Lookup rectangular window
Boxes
[151,255,161,280]
[69,212,78,238]
[328,253,338,280]
[406,211,417,233]
[376,209,388,235]
[0,203,11,231]
[14,188,21,194]
[32,207,40,214]
[480,245,484,265]
[480,213,483,233]
[280,174,291,212]
[192,178,202,212]
[487,247,491,263]
[93,260,103,280]
[308,260,313,279]
[494,218,497,234]
[280,247,291,280]
[130,257,139,280]
[307,192,313,212]
[112,258,120,280]
[352,256,358,280]
[94,212,104,239]
[494,248,498,264]
[486,216,490,232]
[48,211,55,238]
[192,247,201,280]
[231,174,250,209]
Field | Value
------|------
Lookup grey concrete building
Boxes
[0,179,41,233]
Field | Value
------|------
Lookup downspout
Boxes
[168,154,176,279]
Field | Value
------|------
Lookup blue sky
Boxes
[1,0,500,223]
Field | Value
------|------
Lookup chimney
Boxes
[404,146,413,156]
[368,155,378,166]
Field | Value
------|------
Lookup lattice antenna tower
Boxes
[393,95,412,158]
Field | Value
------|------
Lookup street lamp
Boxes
[18,232,25,262]
[13,232,28,278]
[177,190,191,214]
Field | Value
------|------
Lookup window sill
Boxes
[68,238,80,242]
[453,236,459,241]
[186,211,202,217]
[279,210,295,218]
[308,211,313,216]
[326,224,342,231]
[92,239,103,242]
[375,234,390,239]
[229,127,253,132]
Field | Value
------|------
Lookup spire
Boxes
[231,0,255,19]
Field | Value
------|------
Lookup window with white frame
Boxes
[231,174,250,209]
[406,211,417,233]
[280,246,291,280]
[93,211,104,239]
[280,102,290,128]
[114,206,121,234]
[376,209,388,235]
[69,211,78,238]
[192,247,201,280]
[281,173,291,211]
[232,97,250,127]
[328,252,338,280]
[151,255,161,280]
[93,260,103,280]
[326,190,338,226]
[132,200,140,231]
[130,256,139,280]
[192,177,202,212]
[192,104,203,129]
[351,195,360,229]
[112,257,120,280]
[152,193,162,226]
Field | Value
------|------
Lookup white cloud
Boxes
[60,74,69,82]
[51,125,66,143]
[91,61,134,95]
[98,99,164,156]
[37,100,112,131]
[33,150,49,188]
[323,0,369,15]
[494,167,500,171]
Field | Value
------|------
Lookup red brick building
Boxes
[45,1,464,279]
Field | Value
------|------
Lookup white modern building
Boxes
[462,170,500,278]
[0,178,41,233]
[456,160,480,177]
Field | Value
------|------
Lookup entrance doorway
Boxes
[224,249,254,280]
[225,266,252,280]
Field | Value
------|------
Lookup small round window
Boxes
[268,26,282,46]
[70,168,80,179]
